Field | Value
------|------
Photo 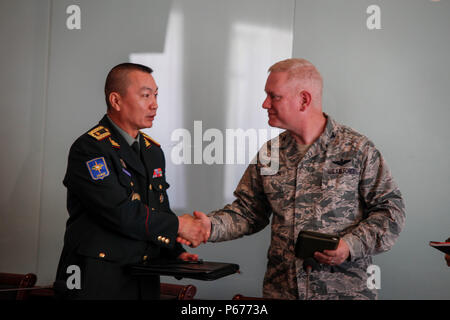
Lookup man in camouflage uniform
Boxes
[183,58,405,299]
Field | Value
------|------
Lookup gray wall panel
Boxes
[0,0,50,274]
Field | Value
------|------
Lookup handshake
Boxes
[177,211,211,247]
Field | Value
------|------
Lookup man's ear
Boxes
[299,90,312,112]
[109,92,121,112]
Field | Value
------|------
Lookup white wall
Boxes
[0,0,50,275]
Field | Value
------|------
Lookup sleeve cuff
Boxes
[146,209,179,248]
[342,233,363,261]
[207,214,221,242]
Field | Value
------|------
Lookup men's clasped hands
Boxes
[177,211,211,247]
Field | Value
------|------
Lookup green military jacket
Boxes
[208,115,405,300]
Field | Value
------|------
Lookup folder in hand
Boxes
[429,241,450,254]
[126,260,240,281]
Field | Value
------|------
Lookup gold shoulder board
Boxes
[88,126,111,141]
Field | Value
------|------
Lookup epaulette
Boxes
[88,126,111,141]
[140,132,160,148]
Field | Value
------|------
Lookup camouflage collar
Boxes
[308,113,339,156]
[290,112,338,143]
[319,113,339,147]
[285,113,339,163]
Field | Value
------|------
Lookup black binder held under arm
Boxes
[126,260,240,281]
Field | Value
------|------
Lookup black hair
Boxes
[104,63,153,110]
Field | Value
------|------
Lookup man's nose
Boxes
[262,96,271,109]
[150,98,158,109]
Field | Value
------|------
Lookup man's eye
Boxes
[143,94,150,98]
[272,95,281,100]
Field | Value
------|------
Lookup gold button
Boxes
[99,252,106,258]
[157,236,162,241]
[130,182,134,187]
[149,184,152,190]
[151,208,155,211]
[159,184,163,190]
[161,237,166,242]
[143,255,148,261]
[131,193,140,201]
[164,238,170,244]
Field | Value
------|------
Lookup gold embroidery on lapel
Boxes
[143,137,151,149]
[140,132,160,148]
[88,126,111,141]
[109,137,120,149]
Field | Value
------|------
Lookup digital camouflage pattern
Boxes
[208,115,405,300]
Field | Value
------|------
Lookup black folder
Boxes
[126,260,240,281]
[295,230,340,259]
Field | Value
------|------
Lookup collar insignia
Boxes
[140,132,160,148]
[109,137,120,149]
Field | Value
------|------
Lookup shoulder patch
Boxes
[88,126,111,141]
[140,132,160,148]
[86,157,110,180]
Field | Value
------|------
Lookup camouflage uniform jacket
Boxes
[208,115,405,300]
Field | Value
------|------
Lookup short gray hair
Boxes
[268,58,323,89]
